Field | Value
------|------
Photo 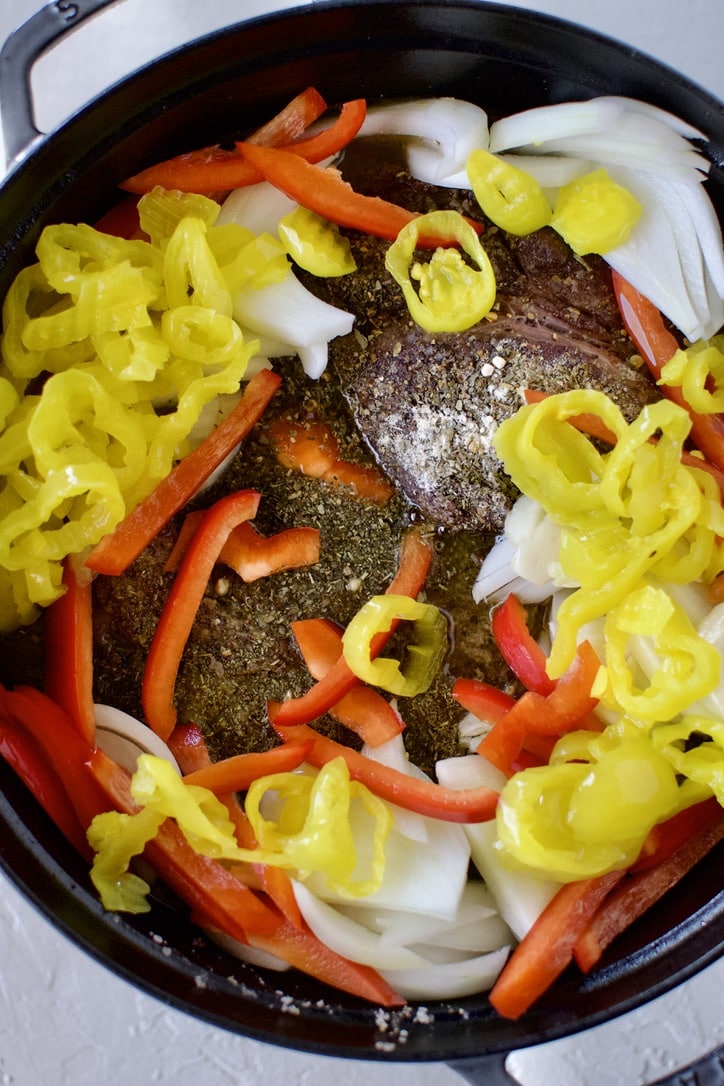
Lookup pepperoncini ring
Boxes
[342,593,448,697]
[466,148,553,236]
[385,209,495,333]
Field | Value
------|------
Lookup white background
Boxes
[0,2,722,1084]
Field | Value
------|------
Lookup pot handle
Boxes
[448,1053,520,1085]
[0,0,120,167]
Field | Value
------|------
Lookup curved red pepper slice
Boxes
[86,368,280,577]
[292,617,404,747]
[491,594,555,696]
[142,489,262,740]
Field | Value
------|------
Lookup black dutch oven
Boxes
[0,3,722,1083]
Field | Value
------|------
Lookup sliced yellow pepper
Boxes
[385,209,496,333]
[658,336,724,415]
[466,149,553,236]
[87,753,392,912]
[651,715,724,805]
[278,206,357,277]
[551,168,642,255]
[342,593,448,697]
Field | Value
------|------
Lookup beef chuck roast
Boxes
[302,141,660,531]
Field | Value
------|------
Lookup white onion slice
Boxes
[94,704,179,774]
[292,881,429,970]
[435,757,560,940]
[218,181,297,234]
[360,97,489,184]
[232,272,354,355]
[361,733,430,843]
[209,930,292,972]
[489,98,625,154]
[382,945,510,1000]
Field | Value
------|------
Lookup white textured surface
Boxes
[0,2,722,1084]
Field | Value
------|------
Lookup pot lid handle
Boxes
[0,0,119,167]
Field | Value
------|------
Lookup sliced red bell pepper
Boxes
[613,270,724,472]
[629,795,723,873]
[43,558,96,745]
[452,677,517,724]
[708,572,724,605]
[237,142,482,246]
[86,368,281,577]
[165,514,320,581]
[488,869,625,1019]
[220,521,321,582]
[491,594,555,696]
[0,685,109,831]
[245,86,328,146]
[270,526,434,728]
[0,699,90,856]
[267,716,498,824]
[478,640,601,776]
[120,87,329,194]
[269,416,395,505]
[94,194,144,239]
[167,722,214,774]
[573,813,724,973]
[259,98,367,163]
[142,489,262,741]
[182,741,312,793]
[292,617,404,746]
[523,387,724,500]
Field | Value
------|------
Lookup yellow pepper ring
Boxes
[342,593,448,697]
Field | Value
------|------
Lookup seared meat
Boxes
[304,142,660,531]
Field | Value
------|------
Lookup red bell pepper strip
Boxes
[220,521,321,582]
[86,368,281,577]
[267,716,499,824]
[43,558,96,745]
[523,387,724,500]
[167,722,214,774]
[165,514,320,581]
[237,142,482,246]
[478,640,601,776]
[0,685,110,832]
[629,795,723,873]
[257,98,367,163]
[142,489,262,741]
[120,87,329,194]
[491,594,555,696]
[573,813,724,973]
[271,526,434,728]
[292,617,404,746]
[269,416,395,505]
[612,270,724,472]
[183,741,312,793]
[0,698,90,856]
[488,869,625,1019]
[452,677,517,724]
[94,194,144,240]
[245,86,328,146]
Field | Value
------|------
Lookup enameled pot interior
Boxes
[0,0,722,1063]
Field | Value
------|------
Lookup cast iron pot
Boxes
[0,3,722,1083]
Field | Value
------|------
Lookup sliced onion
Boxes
[360,97,489,185]
[435,757,560,940]
[94,704,179,774]
[232,271,354,356]
[497,153,593,189]
[361,733,430,843]
[292,880,429,970]
[489,97,625,154]
[382,945,510,1000]
[209,929,292,972]
[218,181,297,234]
